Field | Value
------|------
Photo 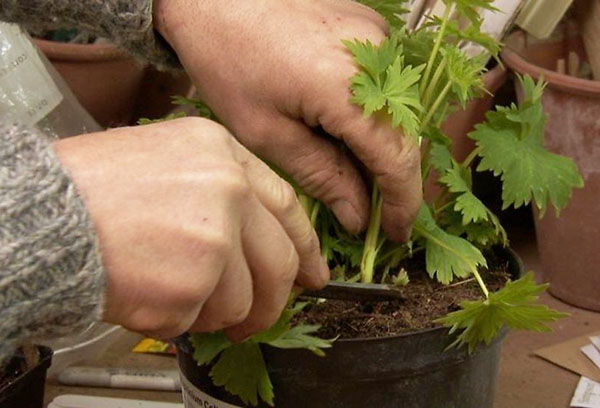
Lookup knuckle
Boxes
[312,57,338,79]
[276,181,300,215]
[221,298,252,327]
[201,229,234,257]
[125,310,188,338]
[217,166,251,199]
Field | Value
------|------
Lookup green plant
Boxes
[146,1,583,405]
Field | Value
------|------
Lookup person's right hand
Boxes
[52,117,328,342]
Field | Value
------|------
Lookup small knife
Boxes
[302,281,404,302]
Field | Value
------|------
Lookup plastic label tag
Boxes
[591,336,600,352]
[180,374,242,408]
[0,23,62,125]
[582,344,600,371]
[571,377,600,408]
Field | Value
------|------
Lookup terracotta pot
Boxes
[424,64,508,202]
[501,31,600,311]
[33,38,146,128]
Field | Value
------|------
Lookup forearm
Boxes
[0,0,179,68]
[0,122,105,365]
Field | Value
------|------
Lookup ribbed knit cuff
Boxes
[0,0,180,70]
[0,122,106,365]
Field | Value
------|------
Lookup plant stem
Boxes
[420,82,452,133]
[298,194,313,217]
[472,268,489,298]
[420,2,453,95]
[421,140,435,183]
[433,190,451,210]
[434,200,454,216]
[461,146,482,168]
[360,184,383,283]
[423,58,448,109]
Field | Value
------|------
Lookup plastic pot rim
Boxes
[0,345,53,394]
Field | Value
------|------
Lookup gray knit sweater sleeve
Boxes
[0,0,179,69]
[0,122,105,364]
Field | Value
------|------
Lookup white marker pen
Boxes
[58,367,181,392]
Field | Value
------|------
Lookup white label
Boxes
[180,374,242,408]
[582,344,600,371]
[0,23,62,125]
[50,394,183,408]
[571,377,600,408]
[591,336,600,352]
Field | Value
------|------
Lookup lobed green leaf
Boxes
[437,272,569,353]
[189,332,232,366]
[413,203,487,284]
[210,342,274,407]
[470,77,584,217]
[355,0,409,30]
[443,0,499,25]
[189,301,334,407]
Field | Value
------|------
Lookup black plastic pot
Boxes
[0,346,53,408]
[177,248,522,408]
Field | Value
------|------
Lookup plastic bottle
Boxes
[0,22,101,139]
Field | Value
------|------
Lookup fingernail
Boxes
[331,200,364,233]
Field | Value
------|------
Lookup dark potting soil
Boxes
[294,250,511,339]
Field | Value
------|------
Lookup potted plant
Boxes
[501,27,600,312]
[0,344,52,408]
[142,1,581,407]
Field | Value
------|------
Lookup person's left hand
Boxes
[153,0,423,243]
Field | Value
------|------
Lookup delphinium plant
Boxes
[154,1,584,406]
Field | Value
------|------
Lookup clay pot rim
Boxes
[501,31,600,98]
[33,37,132,62]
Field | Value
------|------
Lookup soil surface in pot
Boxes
[295,250,510,339]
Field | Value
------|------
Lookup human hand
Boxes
[53,118,328,341]
[154,0,422,242]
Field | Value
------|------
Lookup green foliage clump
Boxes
[147,1,581,405]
